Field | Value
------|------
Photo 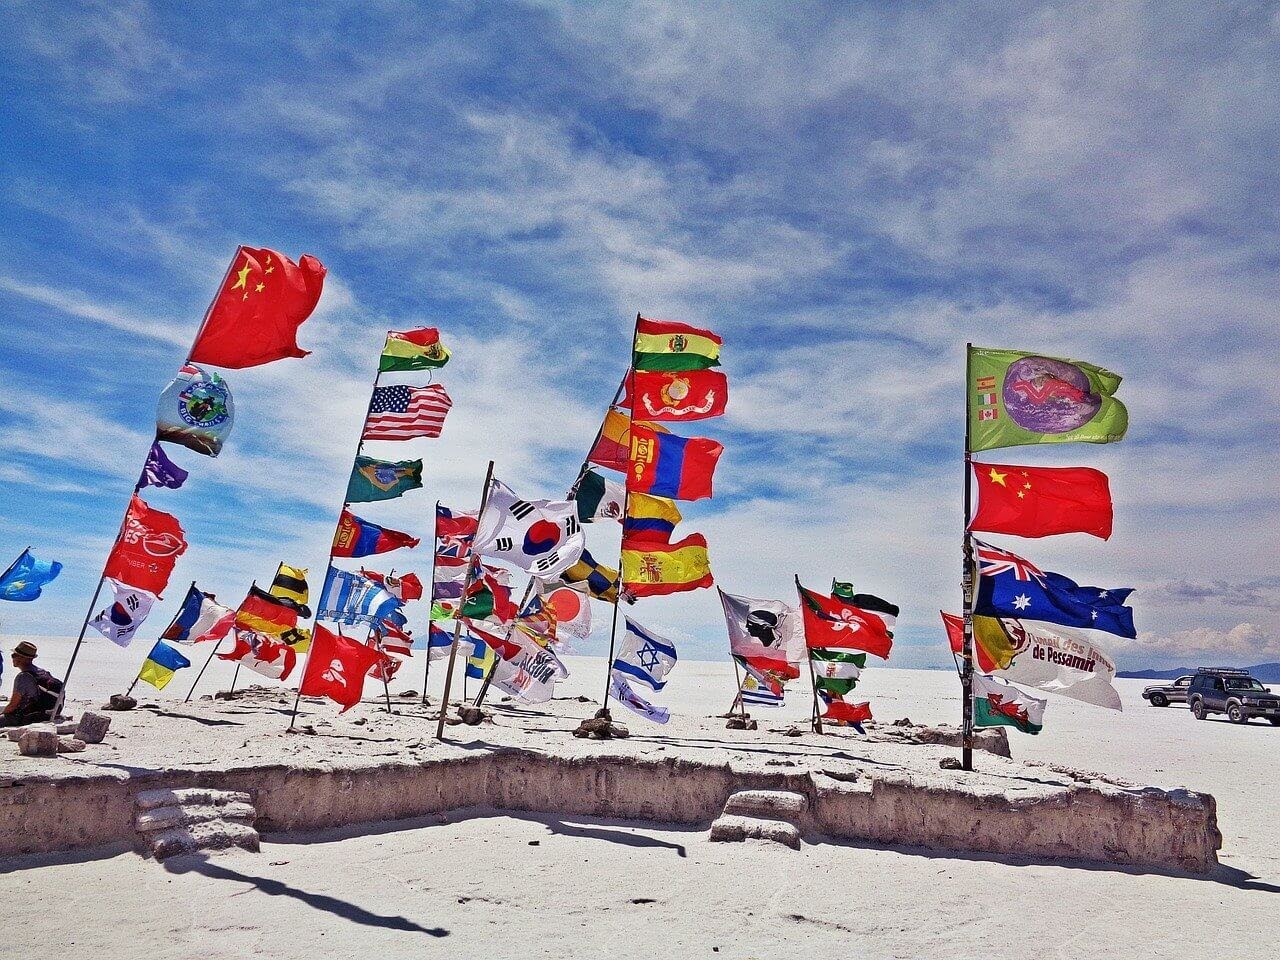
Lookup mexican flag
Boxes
[972,672,1045,735]
[575,468,626,522]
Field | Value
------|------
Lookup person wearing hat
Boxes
[2,641,62,726]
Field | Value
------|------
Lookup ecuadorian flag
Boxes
[623,493,682,543]
[138,640,191,691]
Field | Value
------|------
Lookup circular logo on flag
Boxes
[545,588,582,622]
[1002,357,1100,434]
[177,371,232,428]
[522,519,562,556]
[143,532,185,557]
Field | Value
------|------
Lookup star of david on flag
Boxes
[613,618,678,690]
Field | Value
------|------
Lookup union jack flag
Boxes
[975,540,1045,583]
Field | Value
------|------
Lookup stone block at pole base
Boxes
[75,711,112,744]
[18,730,58,757]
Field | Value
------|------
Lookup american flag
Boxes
[362,384,452,440]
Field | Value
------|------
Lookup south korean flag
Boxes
[473,478,586,578]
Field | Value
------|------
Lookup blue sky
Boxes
[1,1,1278,670]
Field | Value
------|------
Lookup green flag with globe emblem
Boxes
[967,347,1128,452]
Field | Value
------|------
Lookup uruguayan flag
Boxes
[318,568,402,626]
[613,618,677,690]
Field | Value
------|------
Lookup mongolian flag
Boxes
[968,346,1127,452]
[235,584,299,637]
[796,580,894,660]
[620,533,713,598]
[970,462,1113,540]
[268,563,311,617]
[632,317,721,371]
[588,408,668,473]
[333,509,420,558]
[189,247,325,369]
[137,640,191,691]
[103,494,187,597]
[627,425,722,501]
[625,369,728,422]
[346,455,424,504]
[379,327,451,371]
[299,624,388,712]
[622,493,682,544]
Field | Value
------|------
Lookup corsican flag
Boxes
[318,568,403,627]
[473,478,586,578]
[613,618,677,690]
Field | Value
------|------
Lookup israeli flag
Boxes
[613,618,677,690]
[318,568,402,627]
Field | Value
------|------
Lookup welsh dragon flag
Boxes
[973,672,1045,735]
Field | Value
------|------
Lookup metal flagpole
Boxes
[797,575,823,733]
[436,460,495,740]
[184,634,229,704]
[599,314,643,714]
[729,654,748,721]
[961,342,976,771]
[421,501,440,705]
[289,339,391,732]
[373,567,394,714]
[55,251,241,720]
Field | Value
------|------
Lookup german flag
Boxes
[268,563,311,617]
[235,585,299,637]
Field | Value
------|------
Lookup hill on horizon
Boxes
[1118,663,1280,682]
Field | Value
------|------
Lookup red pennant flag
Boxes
[821,699,872,725]
[103,494,188,596]
[797,581,893,659]
[189,247,325,369]
[299,624,388,712]
[970,462,1113,540]
[941,611,998,674]
[624,369,728,422]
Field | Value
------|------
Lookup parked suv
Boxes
[1187,667,1280,724]
[1141,676,1193,707]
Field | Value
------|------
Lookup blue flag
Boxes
[137,441,189,491]
[972,540,1135,638]
[0,549,62,602]
[318,568,403,626]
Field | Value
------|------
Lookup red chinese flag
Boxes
[969,462,1112,540]
[190,247,326,369]
[624,369,728,422]
[299,624,389,713]
[797,582,893,659]
[103,494,188,596]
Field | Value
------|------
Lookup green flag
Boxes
[346,455,424,503]
[810,649,865,697]
[968,346,1128,452]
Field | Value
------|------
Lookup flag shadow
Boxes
[163,852,449,936]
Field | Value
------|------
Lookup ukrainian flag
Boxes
[138,640,191,691]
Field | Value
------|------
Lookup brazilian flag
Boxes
[346,455,424,503]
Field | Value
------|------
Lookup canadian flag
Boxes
[298,624,388,712]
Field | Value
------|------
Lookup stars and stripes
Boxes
[362,384,453,440]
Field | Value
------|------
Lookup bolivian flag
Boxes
[620,533,713,598]
[633,317,721,371]
[138,640,191,691]
[379,327,451,372]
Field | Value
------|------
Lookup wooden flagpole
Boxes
[421,501,440,705]
[436,460,495,739]
[184,633,229,704]
[797,575,823,733]
[289,338,392,732]
[599,314,643,715]
[53,252,242,721]
[961,342,976,771]
[729,654,748,721]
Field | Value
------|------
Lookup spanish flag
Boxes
[633,317,721,371]
[379,327,451,371]
[621,533,713,598]
[138,640,191,691]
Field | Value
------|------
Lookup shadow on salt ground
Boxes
[265,808,696,859]
[140,708,245,728]
[814,834,1280,894]
[0,841,134,875]
[163,852,449,936]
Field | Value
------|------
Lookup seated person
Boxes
[2,641,62,726]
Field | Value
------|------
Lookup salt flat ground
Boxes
[1,635,1277,959]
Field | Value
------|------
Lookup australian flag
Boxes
[972,540,1136,638]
